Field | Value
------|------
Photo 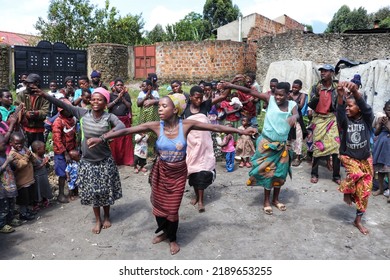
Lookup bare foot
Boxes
[170,241,180,255]
[343,194,353,206]
[372,189,383,196]
[102,218,111,229]
[92,221,102,234]
[152,233,167,244]
[69,196,76,201]
[353,221,369,235]
[198,203,205,213]
[190,198,198,206]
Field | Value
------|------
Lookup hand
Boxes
[8,114,17,125]
[42,157,49,165]
[381,116,388,124]
[87,137,102,148]
[287,115,298,127]
[242,127,258,136]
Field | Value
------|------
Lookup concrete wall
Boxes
[88,43,130,84]
[0,44,11,88]
[256,31,390,86]
[155,40,256,84]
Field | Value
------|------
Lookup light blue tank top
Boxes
[156,119,187,162]
[262,96,295,142]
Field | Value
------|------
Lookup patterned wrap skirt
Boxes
[248,135,292,190]
[339,155,373,212]
[76,157,122,207]
[312,112,340,157]
[149,158,187,222]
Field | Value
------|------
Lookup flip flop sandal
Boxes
[292,159,301,167]
[245,162,252,168]
[263,206,273,215]
[0,224,15,233]
[239,162,245,168]
[273,202,287,211]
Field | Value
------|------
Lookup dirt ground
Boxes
[0,158,389,260]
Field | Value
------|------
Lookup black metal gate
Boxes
[14,40,87,89]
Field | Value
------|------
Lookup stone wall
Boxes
[256,31,390,85]
[155,40,256,84]
[0,44,11,88]
[87,43,130,84]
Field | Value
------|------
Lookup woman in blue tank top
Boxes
[88,94,256,255]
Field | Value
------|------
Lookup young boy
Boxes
[0,135,22,233]
[9,132,36,221]
[52,98,77,203]
[336,81,374,235]
[44,80,64,143]
[65,150,80,201]
[133,133,149,173]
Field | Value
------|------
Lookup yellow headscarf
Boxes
[167,93,187,117]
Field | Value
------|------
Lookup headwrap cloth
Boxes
[167,94,187,117]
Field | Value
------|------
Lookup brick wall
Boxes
[256,31,390,85]
[0,44,11,88]
[156,40,256,84]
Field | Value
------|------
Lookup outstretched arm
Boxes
[221,82,270,103]
[183,119,257,136]
[87,121,159,148]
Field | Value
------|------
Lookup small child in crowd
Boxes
[44,81,64,143]
[65,150,80,201]
[218,123,236,172]
[133,133,149,173]
[235,116,255,168]
[9,132,36,221]
[52,98,77,203]
[31,140,52,210]
[0,135,22,233]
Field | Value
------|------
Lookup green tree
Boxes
[145,24,167,44]
[165,12,211,41]
[325,5,369,33]
[203,0,241,31]
[35,0,144,48]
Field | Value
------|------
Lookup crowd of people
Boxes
[0,65,388,255]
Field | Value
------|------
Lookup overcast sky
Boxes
[0,0,387,35]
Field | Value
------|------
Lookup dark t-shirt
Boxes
[183,99,212,119]
[109,92,132,116]
[337,98,374,160]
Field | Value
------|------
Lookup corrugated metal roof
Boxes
[0,30,39,46]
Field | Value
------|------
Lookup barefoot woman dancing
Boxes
[88,94,256,255]
[34,87,125,234]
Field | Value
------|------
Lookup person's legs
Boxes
[166,220,180,255]
[190,188,199,206]
[332,153,341,184]
[373,172,386,196]
[263,189,272,214]
[272,187,286,211]
[197,189,205,212]
[153,216,167,244]
[354,210,369,235]
[92,207,102,234]
[311,156,320,182]
[58,177,69,203]
[102,205,111,229]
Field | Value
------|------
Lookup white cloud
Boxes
[145,5,192,31]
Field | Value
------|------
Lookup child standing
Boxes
[219,123,236,172]
[9,132,36,221]
[0,135,22,233]
[236,116,255,168]
[133,133,149,173]
[372,100,390,201]
[31,140,53,210]
[52,98,77,203]
[336,81,374,235]
[65,150,80,201]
